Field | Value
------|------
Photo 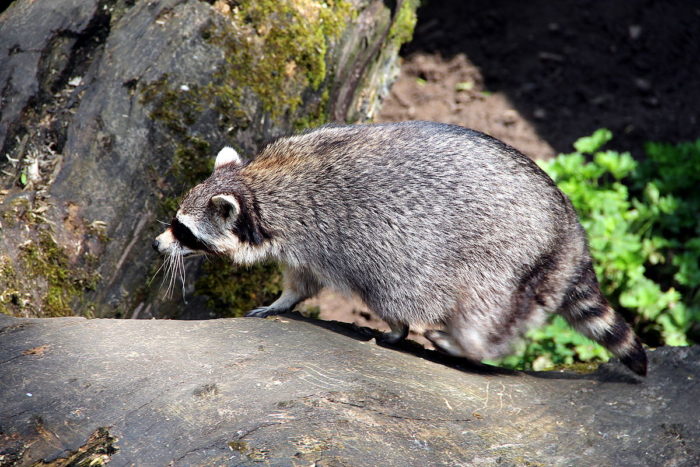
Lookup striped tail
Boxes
[559,261,647,376]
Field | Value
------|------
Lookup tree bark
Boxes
[0,313,698,466]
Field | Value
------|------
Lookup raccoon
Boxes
[153,121,647,376]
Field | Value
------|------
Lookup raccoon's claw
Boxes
[378,323,409,345]
[245,306,283,318]
[377,332,405,345]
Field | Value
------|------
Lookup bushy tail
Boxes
[559,261,647,376]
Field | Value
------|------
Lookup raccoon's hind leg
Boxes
[424,300,512,362]
[426,251,561,362]
[558,260,647,376]
[246,266,322,318]
[424,314,507,363]
[424,330,473,358]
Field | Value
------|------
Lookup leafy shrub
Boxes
[497,130,700,371]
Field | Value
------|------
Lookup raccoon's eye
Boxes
[170,217,210,252]
[210,194,240,221]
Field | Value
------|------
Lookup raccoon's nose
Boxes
[152,239,160,252]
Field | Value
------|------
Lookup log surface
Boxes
[0,313,698,466]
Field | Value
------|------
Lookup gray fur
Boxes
[154,121,647,376]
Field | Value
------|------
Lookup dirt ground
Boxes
[391,0,700,159]
[310,0,700,342]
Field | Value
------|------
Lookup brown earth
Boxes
[311,0,700,342]
[391,0,700,159]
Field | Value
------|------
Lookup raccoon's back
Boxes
[242,122,584,322]
[247,122,577,256]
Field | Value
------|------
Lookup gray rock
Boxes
[0,313,697,466]
[0,0,416,319]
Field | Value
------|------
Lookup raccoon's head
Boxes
[153,146,271,262]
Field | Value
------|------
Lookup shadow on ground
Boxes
[283,312,642,384]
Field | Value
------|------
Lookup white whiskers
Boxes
[152,246,209,303]
[154,246,189,303]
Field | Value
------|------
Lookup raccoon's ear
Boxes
[214,146,241,170]
[210,194,240,221]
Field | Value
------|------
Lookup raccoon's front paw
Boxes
[245,306,284,318]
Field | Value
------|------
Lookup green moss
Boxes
[227,439,269,461]
[293,435,330,454]
[86,222,110,244]
[299,305,321,319]
[548,361,602,374]
[140,1,359,317]
[293,88,331,131]
[173,135,213,186]
[142,75,204,136]
[0,192,106,317]
[158,196,181,220]
[227,440,249,453]
[194,258,283,317]
[0,197,37,228]
[141,91,212,215]
[387,0,419,47]
[141,78,214,213]
[209,0,354,118]
[0,209,17,227]
[0,257,23,316]
[141,80,214,190]
[18,231,101,317]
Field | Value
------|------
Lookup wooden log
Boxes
[0,313,698,466]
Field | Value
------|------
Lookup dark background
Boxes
[380,0,700,157]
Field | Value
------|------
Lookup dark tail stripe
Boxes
[558,260,600,314]
[558,259,648,376]
[597,316,633,349]
[490,250,559,345]
[566,302,608,322]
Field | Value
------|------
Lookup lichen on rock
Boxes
[0,229,102,317]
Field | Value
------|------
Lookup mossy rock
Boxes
[0,0,418,318]
[134,0,419,319]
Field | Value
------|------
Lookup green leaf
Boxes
[455,81,474,91]
[643,182,660,204]
[593,150,636,179]
[574,128,612,154]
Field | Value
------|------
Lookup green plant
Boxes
[496,130,700,371]
[194,259,282,317]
